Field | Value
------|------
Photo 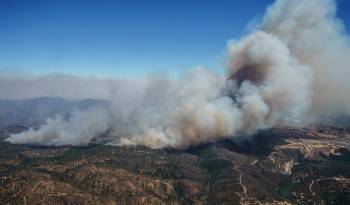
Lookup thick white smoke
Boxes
[7,107,110,146]
[261,0,350,116]
[226,31,312,131]
[6,0,350,148]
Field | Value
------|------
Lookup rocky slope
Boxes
[0,124,349,205]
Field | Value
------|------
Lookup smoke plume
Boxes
[6,0,350,148]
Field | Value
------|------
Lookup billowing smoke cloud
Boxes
[6,0,350,148]
[261,0,350,116]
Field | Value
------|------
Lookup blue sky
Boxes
[0,0,349,77]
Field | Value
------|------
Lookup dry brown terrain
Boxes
[0,124,349,205]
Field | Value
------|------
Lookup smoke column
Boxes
[261,0,350,116]
[6,0,350,148]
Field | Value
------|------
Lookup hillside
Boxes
[0,124,349,205]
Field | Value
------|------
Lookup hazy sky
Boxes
[0,0,349,77]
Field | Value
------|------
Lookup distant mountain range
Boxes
[0,97,107,129]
